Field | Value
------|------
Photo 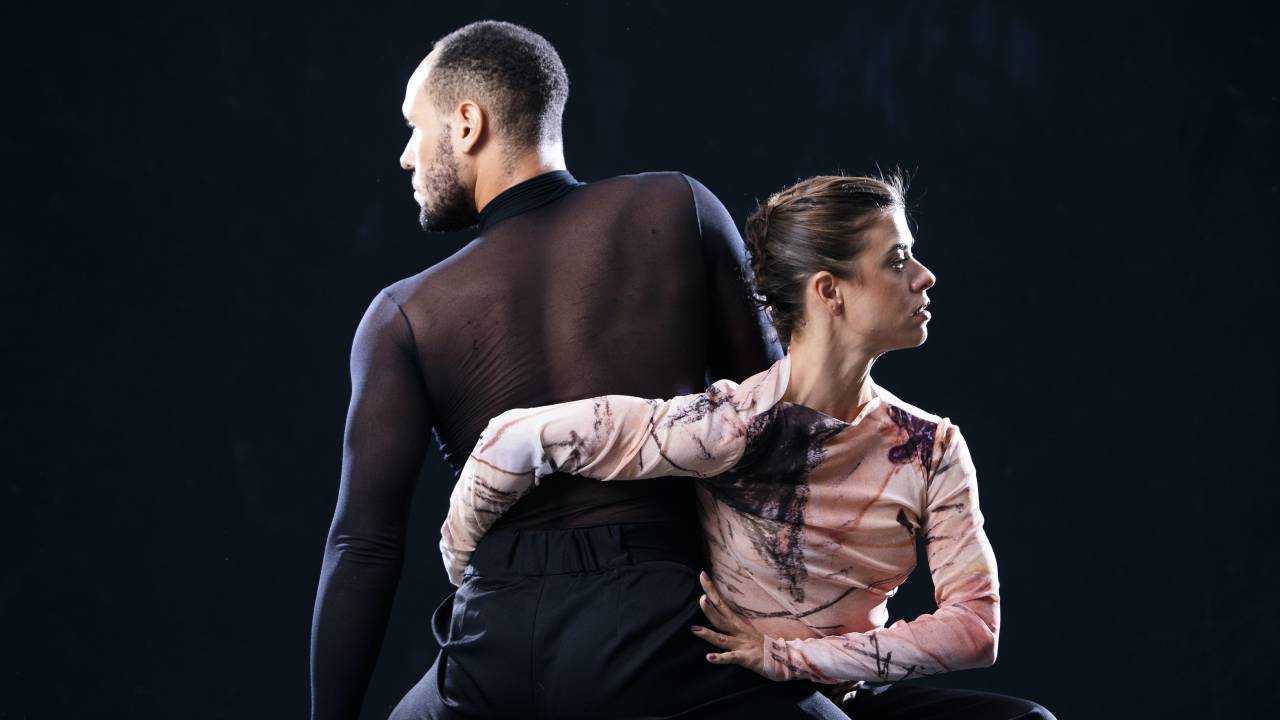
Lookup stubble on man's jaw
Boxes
[418,127,478,233]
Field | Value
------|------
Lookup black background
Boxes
[5,1,1277,718]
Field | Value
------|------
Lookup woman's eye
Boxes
[891,259,907,270]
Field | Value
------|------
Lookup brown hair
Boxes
[743,173,907,346]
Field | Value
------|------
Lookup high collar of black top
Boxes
[477,170,582,231]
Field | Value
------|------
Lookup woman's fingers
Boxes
[692,575,767,677]
[699,592,733,630]
[698,571,723,604]
[690,624,738,650]
[706,568,737,614]
[691,573,767,677]
[705,650,746,667]
[698,572,745,631]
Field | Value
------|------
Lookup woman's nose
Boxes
[914,263,936,291]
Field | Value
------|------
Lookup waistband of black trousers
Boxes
[467,521,705,577]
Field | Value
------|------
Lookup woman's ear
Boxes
[812,271,843,316]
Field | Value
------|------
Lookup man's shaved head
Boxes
[423,21,568,149]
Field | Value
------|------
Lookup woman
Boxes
[441,174,1053,718]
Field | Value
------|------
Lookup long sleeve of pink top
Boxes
[440,357,1000,686]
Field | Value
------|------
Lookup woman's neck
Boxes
[784,333,879,422]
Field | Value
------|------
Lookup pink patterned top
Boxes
[440,355,1000,685]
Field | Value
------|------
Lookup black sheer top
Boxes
[310,170,781,718]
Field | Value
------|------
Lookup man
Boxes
[310,21,841,719]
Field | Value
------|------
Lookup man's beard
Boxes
[418,129,478,233]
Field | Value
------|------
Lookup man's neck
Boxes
[474,144,568,213]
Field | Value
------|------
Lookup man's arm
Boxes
[683,174,783,382]
[311,291,431,720]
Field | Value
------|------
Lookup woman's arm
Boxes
[758,425,1001,684]
[440,380,752,585]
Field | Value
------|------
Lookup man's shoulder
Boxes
[586,171,700,200]
[597,169,692,185]
[581,171,732,228]
[378,248,472,308]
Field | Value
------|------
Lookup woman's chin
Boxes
[879,329,929,354]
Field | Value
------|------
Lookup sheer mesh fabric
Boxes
[310,171,781,718]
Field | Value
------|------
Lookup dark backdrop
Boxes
[5,1,1276,718]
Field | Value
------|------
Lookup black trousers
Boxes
[389,522,843,720]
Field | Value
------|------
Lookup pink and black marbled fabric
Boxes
[441,355,1000,685]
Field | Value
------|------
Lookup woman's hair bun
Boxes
[743,196,776,301]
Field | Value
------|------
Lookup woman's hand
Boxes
[691,571,770,678]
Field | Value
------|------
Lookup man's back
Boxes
[311,169,780,717]
[392,171,775,527]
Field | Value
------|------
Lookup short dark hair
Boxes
[427,21,569,148]
[743,173,908,346]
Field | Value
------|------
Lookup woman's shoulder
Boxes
[872,383,945,426]
[722,356,790,416]
[871,384,969,468]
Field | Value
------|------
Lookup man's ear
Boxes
[455,100,486,154]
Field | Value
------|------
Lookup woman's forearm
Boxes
[440,384,752,584]
[760,592,998,684]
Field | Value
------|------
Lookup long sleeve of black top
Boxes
[310,293,431,719]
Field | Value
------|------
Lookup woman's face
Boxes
[836,208,937,353]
